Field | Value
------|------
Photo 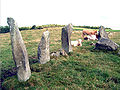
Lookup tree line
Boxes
[0,24,112,33]
[0,24,65,33]
[74,25,112,29]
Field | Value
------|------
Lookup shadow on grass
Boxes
[1,45,120,89]
[1,56,39,88]
[2,59,120,89]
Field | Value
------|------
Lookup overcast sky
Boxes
[1,0,120,29]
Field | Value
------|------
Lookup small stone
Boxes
[59,49,68,56]
[50,52,56,57]
[50,51,60,57]
[38,31,50,64]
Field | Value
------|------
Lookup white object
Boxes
[87,35,98,40]
[71,39,82,47]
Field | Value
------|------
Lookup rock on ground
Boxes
[95,38,119,51]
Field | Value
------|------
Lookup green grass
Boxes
[73,28,83,31]
[1,27,120,89]
[73,27,120,32]
[105,29,120,32]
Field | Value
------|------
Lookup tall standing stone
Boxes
[61,23,73,54]
[98,26,109,40]
[38,31,50,64]
[7,17,31,82]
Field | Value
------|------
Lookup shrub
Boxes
[36,26,43,29]
[31,25,37,29]
[73,25,112,30]
[0,26,10,33]
[19,27,30,31]
[0,26,31,33]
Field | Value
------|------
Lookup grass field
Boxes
[73,27,120,32]
[1,27,120,89]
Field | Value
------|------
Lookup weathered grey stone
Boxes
[50,52,60,57]
[61,24,73,54]
[59,49,68,56]
[38,31,50,64]
[98,26,109,40]
[7,17,31,82]
[95,38,119,51]
[50,49,68,57]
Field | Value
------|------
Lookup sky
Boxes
[1,0,120,29]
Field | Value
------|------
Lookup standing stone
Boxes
[7,17,31,82]
[98,26,109,40]
[38,31,50,64]
[61,24,73,54]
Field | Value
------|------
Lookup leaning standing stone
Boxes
[61,24,73,54]
[98,26,109,40]
[7,17,31,82]
[38,31,50,64]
